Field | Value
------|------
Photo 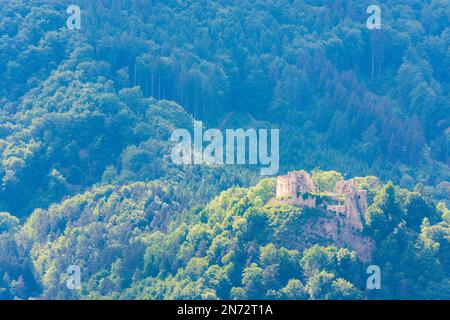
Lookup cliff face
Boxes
[300,211,375,262]
[316,212,375,262]
[271,202,375,262]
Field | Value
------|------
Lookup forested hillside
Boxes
[1,175,449,299]
[0,0,449,299]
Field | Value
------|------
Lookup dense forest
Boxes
[0,0,449,299]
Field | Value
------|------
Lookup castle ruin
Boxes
[276,171,367,231]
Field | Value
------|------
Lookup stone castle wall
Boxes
[276,171,367,231]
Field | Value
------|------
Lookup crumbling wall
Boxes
[276,175,290,197]
[276,171,368,231]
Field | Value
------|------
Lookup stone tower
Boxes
[335,180,367,216]
[276,171,316,208]
[333,179,367,231]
